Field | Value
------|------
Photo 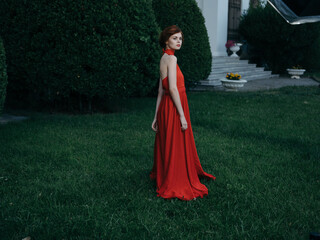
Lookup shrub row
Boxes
[239,3,320,74]
[0,37,8,115]
[0,0,211,111]
[0,0,161,111]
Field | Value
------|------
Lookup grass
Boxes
[305,69,320,83]
[312,72,320,82]
[1,86,320,239]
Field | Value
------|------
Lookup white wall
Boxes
[196,0,228,56]
[241,0,250,14]
[196,0,250,57]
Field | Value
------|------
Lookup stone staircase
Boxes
[199,56,279,88]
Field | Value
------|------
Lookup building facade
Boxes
[195,0,250,56]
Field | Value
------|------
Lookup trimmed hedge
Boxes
[0,0,160,111]
[0,37,8,115]
[152,0,212,88]
[239,3,320,73]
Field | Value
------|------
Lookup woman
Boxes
[150,25,216,201]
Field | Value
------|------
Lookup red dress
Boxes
[150,48,216,201]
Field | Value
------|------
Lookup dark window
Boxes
[228,0,242,41]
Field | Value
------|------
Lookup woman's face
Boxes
[165,32,182,50]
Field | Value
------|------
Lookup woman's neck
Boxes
[162,48,175,55]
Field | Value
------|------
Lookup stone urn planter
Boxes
[229,43,242,57]
[221,78,247,91]
[287,68,306,79]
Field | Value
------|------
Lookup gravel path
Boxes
[238,77,319,92]
[190,77,320,92]
[0,114,29,124]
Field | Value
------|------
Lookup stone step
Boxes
[212,62,256,69]
[211,66,264,74]
[201,57,277,87]
[212,57,244,63]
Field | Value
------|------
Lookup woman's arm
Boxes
[167,56,187,131]
[167,56,184,117]
[151,77,164,132]
[153,77,164,120]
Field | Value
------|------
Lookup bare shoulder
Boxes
[161,54,177,62]
[163,55,177,66]
[160,55,177,74]
[167,55,177,61]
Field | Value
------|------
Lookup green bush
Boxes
[0,37,8,115]
[0,0,160,111]
[152,0,212,88]
[239,3,320,73]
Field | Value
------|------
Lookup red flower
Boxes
[225,40,235,48]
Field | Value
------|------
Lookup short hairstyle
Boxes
[159,25,184,49]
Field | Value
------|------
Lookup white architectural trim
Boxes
[241,0,250,15]
[197,0,228,56]
[196,0,250,57]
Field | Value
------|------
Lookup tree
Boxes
[0,0,160,112]
[152,0,212,88]
[239,3,320,73]
[0,37,8,115]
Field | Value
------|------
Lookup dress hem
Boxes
[156,192,208,201]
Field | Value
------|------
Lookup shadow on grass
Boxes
[210,122,319,162]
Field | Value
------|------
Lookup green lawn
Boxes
[313,72,320,82]
[305,70,320,83]
[1,86,320,239]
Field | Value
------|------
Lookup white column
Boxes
[196,0,229,57]
[241,0,250,14]
[196,0,204,11]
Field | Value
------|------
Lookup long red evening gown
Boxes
[150,48,216,201]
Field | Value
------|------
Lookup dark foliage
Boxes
[239,3,320,73]
[0,0,160,112]
[0,37,8,115]
[152,0,212,88]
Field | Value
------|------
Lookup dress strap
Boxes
[162,48,175,55]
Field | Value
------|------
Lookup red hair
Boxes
[159,25,184,48]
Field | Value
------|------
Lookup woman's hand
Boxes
[180,115,188,131]
[151,118,158,132]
